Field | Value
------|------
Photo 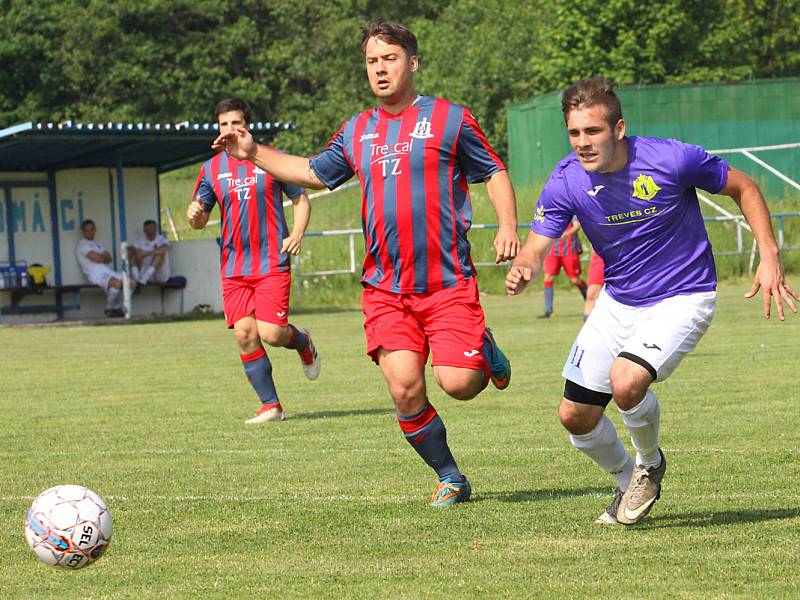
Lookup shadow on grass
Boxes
[292,407,394,421]
[70,304,362,327]
[645,507,800,529]
[476,486,609,504]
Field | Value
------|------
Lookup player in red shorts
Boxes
[213,21,519,507]
[584,250,605,320]
[540,219,587,318]
[187,98,320,424]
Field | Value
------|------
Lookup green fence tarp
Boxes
[507,78,800,197]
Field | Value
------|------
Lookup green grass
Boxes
[1,281,799,598]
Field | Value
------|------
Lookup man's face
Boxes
[217,110,248,136]
[364,37,417,102]
[566,105,626,173]
[144,223,157,240]
[82,223,96,240]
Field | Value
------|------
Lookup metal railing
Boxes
[291,213,800,289]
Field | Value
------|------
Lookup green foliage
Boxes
[3,0,800,159]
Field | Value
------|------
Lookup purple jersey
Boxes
[531,136,728,306]
[309,95,504,294]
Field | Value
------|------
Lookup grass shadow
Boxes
[292,407,394,421]
[644,507,800,529]
[476,486,609,504]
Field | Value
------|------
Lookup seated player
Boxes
[130,219,170,286]
[76,219,136,317]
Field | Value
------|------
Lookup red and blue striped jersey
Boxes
[192,151,303,278]
[549,224,583,257]
[309,96,505,294]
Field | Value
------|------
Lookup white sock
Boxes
[570,415,635,490]
[107,287,123,310]
[620,388,661,468]
[131,266,141,281]
[140,265,155,284]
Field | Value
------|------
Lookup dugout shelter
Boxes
[0,120,291,321]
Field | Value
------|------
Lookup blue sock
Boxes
[398,403,464,483]
[241,347,279,405]
[544,284,554,313]
[284,324,309,351]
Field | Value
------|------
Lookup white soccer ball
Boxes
[24,484,112,569]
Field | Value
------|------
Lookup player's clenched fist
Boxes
[281,234,303,256]
[505,265,532,296]
[186,200,204,222]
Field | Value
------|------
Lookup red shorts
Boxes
[361,278,486,369]
[543,253,582,278]
[222,271,291,328]
[587,253,605,286]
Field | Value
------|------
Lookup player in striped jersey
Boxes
[540,218,587,318]
[212,22,520,507]
[187,98,320,424]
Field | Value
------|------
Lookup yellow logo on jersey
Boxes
[632,174,662,201]
[533,205,545,223]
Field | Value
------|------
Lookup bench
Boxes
[0,277,186,321]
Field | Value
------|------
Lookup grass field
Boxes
[1,280,799,598]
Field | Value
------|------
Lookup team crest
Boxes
[632,174,662,201]
[409,117,434,139]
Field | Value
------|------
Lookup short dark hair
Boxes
[361,21,418,58]
[214,97,252,125]
[81,219,95,230]
[561,77,623,127]
[143,219,157,228]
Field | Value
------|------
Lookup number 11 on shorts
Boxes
[568,345,585,368]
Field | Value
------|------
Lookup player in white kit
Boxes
[76,219,135,317]
[130,219,170,285]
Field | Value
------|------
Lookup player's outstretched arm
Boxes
[721,167,799,320]
[505,232,552,296]
[281,192,311,256]
[212,126,326,190]
[485,170,520,263]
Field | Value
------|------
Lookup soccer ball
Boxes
[24,484,112,569]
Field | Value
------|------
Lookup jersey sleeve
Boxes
[280,181,304,199]
[456,111,505,183]
[674,140,729,194]
[156,234,169,248]
[530,170,575,239]
[192,164,218,212]
[76,239,89,258]
[309,122,354,190]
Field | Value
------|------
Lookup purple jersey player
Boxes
[212,21,520,507]
[507,77,798,526]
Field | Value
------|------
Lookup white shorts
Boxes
[88,266,123,291]
[562,288,716,394]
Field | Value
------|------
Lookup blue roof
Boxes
[0,120,295,172]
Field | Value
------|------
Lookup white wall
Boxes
[168,240,223,313]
